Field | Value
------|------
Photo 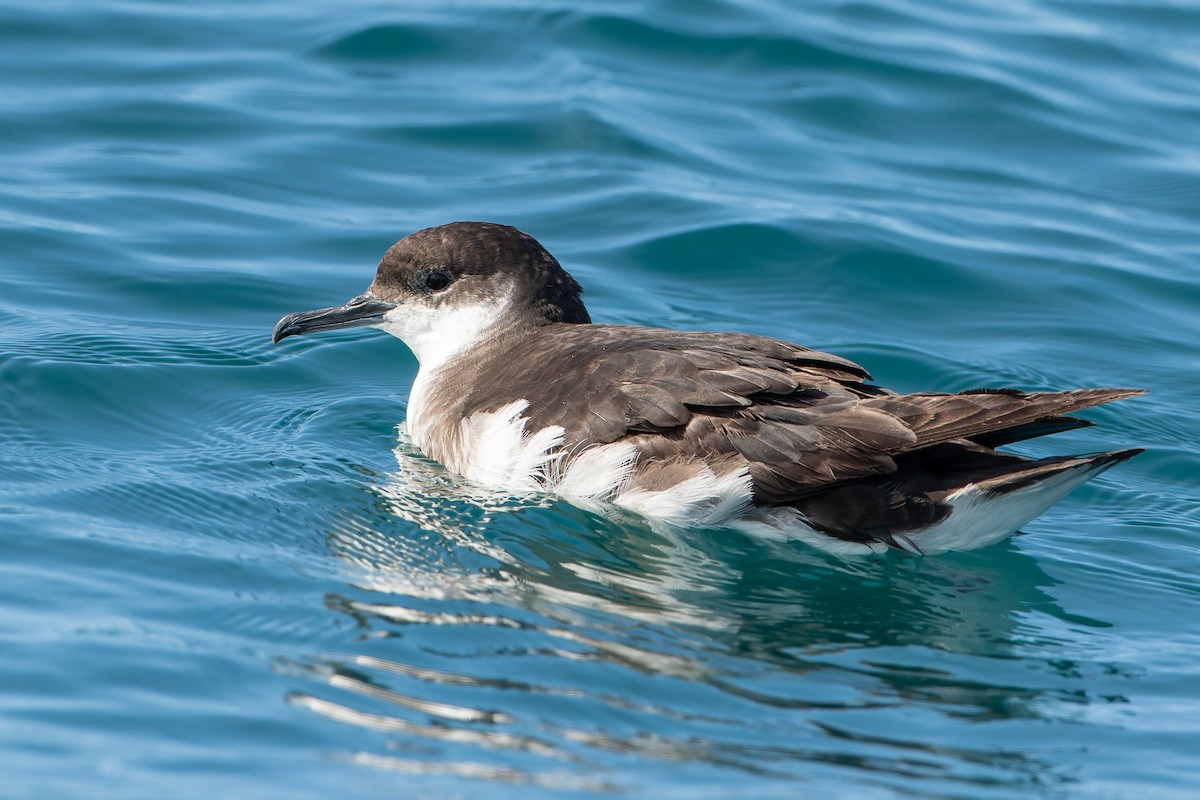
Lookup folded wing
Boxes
[459,324,1141,506]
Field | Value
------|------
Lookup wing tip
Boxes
[1096,446,1145,464]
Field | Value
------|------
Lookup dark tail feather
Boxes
[1005,387,1146,414]
[966,387,1145,448]
[971,416,1092,448]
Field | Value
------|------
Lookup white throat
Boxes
[379,288,515,449]
[378,290,513,373]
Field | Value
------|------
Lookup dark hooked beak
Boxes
[272,294,397,344]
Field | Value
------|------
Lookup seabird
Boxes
[273,221,1144,555]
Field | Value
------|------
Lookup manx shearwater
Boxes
[273,221,1143,555]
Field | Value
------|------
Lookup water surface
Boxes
[2,1,1198,797]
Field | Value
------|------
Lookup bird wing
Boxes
[460,324,1141,502]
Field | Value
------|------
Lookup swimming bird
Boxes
[273,222,1143,555]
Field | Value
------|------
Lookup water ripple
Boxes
[3,0,1198,796]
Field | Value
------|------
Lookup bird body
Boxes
[274,222,1143,555]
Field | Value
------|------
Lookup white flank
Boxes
[453,400,564,491]
[556,443,639,501]
[614,465,754,528]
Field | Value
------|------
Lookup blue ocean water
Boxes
[2,0,1198,796]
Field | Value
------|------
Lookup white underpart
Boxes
[613,466,754,528]
[402,397,757,529]
[905,459,1107,555]
[555,443,640,500]
[383,289,514,451]
[451,400,565,491]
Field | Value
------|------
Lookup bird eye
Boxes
[421,270,453,292]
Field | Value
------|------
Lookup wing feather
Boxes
[445,324,1141,502]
